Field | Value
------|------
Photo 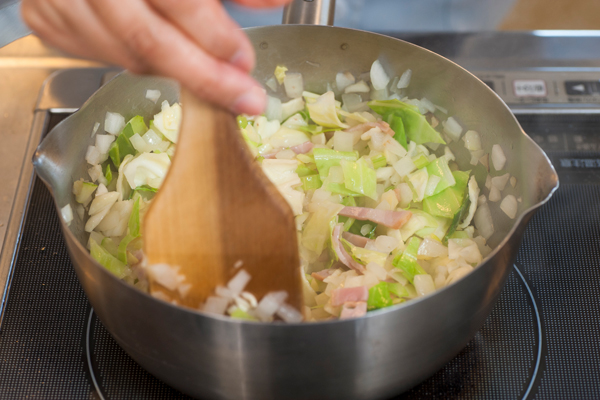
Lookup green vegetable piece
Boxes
[369,100,445,145]
[449,231,470,239]
[104,164,113,185]
[109,133,136,168]
[325,182,361,197]
[368,99,420,117]
[90,238,128,278]
[237,115,248,129]
[367,282,394,311]
[348,219,377,239]
[388,113,408,149]
[101,238,119,258]
[340,196,357,231]
[230,308,258,321]
[444,185,471,242]
[412,154,430,169]
[387,282,410,298]
[313,148,358,180]
[296,164,318,177]
[117,198,141,263]
[392,237,427,284]
[301,174,323,191]
[371,154,387,169]
[121,115,147,139]
[341,158,377,200]
[425,157,456,196]
[422,171,470,218]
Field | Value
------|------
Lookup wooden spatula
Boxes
[143,87,303,313]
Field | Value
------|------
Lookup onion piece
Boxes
[104,112,125,135]
[397,69,412,89]
[489,186,501,202]
[336,71,356,92]
[85,146,101,165]
[345,81,370,93]
[414,274,436,296]
[276,303,303,323]
[145,89,161,103]
[463,130,482,151]
[474,202,494,240]
[91,122,100,137]
[265,76,278,92]
[510,176,517,188]
[420,98,436,113]
[491,173,510,191]
[227,269,251,296]
[265,96,283,122]
[500,195,518,219]
[442,117,463,141]
[61,204,73,226]
[370,59,390,90]
[255,291,288,322]
[203,296,229,315]
[283,72,304,99]
[491,144,506,170]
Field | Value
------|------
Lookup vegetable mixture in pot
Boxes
[66,60,519,323]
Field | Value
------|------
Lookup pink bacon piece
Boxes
[340,301,368,319]
[311,269,337,282]
[332,223,366,274]
[345,121,395,137]
[339,207,412,229]
[290,141,314,154]
[331,286,369,306]
[342,231,372,248]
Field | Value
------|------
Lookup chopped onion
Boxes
[414,274,435,296]
[489,186,501,202]
[255,291,288,322]
[61,204,73,226]
[370,59,390,90]
[88,164,103,183]
[145,89,161,103]
[500,195,518,219]
[485,174,492,190]
[281,97,305,121]
[491,173,510,191]
[393,156,417,177]
[370,88,389,101]
[474,203,494,240]
[283,72,304,99]
[96,183,108,196]
[276,303,303,323]
[95,134,116,154]
[227,269,251,296]
[85,145,101,165]
[510,176,517,188]
[91,122,100,137]
[215,285,234,299]
[146,263,180,291]
[265,76,278,92]
[463,130,482,151]
[265,96,283,122]
[104,112,125,135]
[491,144,506,170]
[366,262,388,280]
[203,296,229,315]
[444,146,456,162]
[446,266,473,285]
[478,194,487,206]
[344,81,370,93]
[241,291,258,308]
[336,71,356,92]
[420,98,436,113]
[333,131,354,152]
[374,235,399,254]
[442,117,463,141]
[418,237,448,258]
[397,69,412,89]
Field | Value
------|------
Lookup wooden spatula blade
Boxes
[144,88,303,314]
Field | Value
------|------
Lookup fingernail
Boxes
[230,48,254,71]
[231,86,266,116]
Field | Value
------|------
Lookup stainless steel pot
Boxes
[32,1,558,399]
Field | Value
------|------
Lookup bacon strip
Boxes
[342,231,371,248]
[331,286,369,306]
[332,223,366,274]
[345,121,394,137]
[339,207,412,229]
[311,269,337,281]
[290,141,314,154]
[340,301,368,319]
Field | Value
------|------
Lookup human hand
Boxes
[21,0,292,115]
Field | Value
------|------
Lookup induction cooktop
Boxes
[1,32,600,399]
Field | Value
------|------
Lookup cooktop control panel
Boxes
[473,71,600,106]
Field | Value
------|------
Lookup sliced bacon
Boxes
[339,207,412,229]
[331,286,369,306]
[311,269,337,281]
[342,231,371,248]
[344,121,394,137]
[261,151,278,159]
[332,223,366,274]
[290,141,314,154]
[340,301,368,319]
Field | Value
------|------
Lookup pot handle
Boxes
[282,0,336,25]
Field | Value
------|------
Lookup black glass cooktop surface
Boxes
[0,113,599,399]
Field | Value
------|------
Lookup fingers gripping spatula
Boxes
[143,88,303,313]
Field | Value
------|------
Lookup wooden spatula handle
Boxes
[144,88,303,311]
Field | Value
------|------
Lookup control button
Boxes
[513,80,546,97]
[564,81,600,95]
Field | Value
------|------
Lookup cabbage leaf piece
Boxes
[341,158,378,200]
[313,148,358,180]
[392,237,426,284]
[307,91,349,129]
[90,238,128,278]
[422,170,470,218]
